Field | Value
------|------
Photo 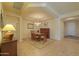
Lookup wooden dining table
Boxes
[31,32,47,42]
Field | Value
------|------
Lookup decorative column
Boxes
[55,17,64,40]
[19,17,23,42]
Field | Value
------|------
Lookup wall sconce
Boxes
[2,24,16,41]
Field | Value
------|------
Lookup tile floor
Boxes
[17,38,79,56]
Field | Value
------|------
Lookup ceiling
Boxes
[47,2,79,15]
[2,2,79,21]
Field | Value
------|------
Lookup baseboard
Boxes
[64,35,79,38]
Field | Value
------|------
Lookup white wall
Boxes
[58,10,79,40]
[20,18,55,40]
[64,21,76,36]
[76,21,79,37]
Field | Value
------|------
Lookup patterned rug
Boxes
[25,39,54,49]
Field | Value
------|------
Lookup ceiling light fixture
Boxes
[34,22,41,26]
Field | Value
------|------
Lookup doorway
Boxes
[64,20,78,39]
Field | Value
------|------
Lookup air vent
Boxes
[13,2,23,10]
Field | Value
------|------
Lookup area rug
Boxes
[26,39,53,49]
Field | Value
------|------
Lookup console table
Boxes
[0,40,17,56]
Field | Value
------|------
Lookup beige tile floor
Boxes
[17,38,79,56]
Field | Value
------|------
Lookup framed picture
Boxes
[27,23,34,29]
